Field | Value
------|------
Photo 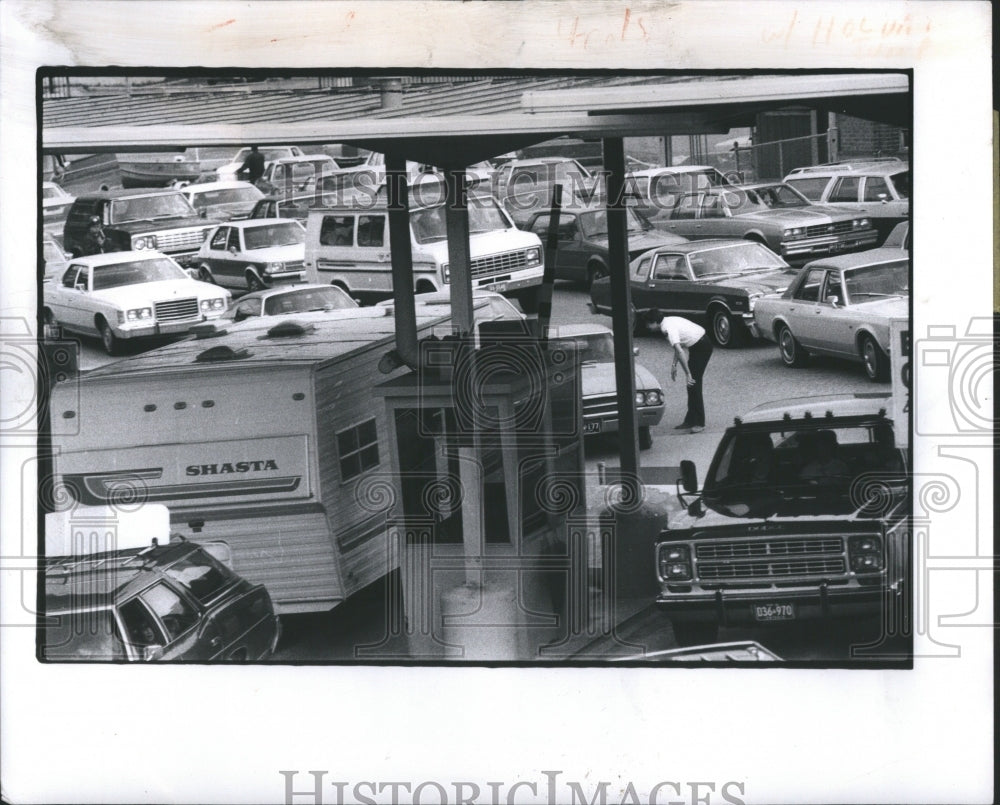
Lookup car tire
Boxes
[517,288,540,315]
[587,262,608,291]
[43,307,58,327]
[708,306,743,348]
[671,620,719,646]
[246,271,265,292]
[861,334,889,382]
[97,318,120,356]
[777,324,809,367]
[198,264,215,284]
[638,426,653,451]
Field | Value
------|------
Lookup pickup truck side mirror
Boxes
[680,459,698,493]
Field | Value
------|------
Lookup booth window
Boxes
[337,418,380,481]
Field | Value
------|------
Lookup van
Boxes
[304,195,545,312]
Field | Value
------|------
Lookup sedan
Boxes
[752,251,909,381]
[42,181,75,231]
[42,251,230,355]
[226,283,358,323]
[590,239,798,348]
[645,184,878,264]
[195,218,306,290]
[524,205,687,289]
[181,180,264,221]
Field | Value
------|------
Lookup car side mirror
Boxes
[142,645,163,662]
[199,208,207,218]
[680,459,698,493]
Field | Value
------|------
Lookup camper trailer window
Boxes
[337,418,380,481]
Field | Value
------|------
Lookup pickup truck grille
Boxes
[470,250,528,279]
[152,227,213,253]
[698,557,845,580]
[154,297,199,322]
[696,537,843,559]
[804,221,855,238]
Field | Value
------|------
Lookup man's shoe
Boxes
[689,425,705,433]
[674,422,692,430]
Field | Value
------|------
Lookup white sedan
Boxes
[43,251,230,355]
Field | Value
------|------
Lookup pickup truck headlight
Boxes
[849,535,884,573]
[525,247,542,267]
[125,307,152,321]
[658,544,692,581]
[132,235,157,250]
[852,218,872,229]
[441,264,450,283]
[200,298,226,311]
[263,262,284,275]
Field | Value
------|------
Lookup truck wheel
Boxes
[97,318,120,356]
[777,325,809,367]
[671,620,719,646]
[709,306,743,348]
[638,426,653,451]
[197,264,215,284]
[861,334,889,382]
[246,271,265,292]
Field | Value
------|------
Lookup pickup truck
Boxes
[655,392,909,646]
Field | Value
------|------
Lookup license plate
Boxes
[488,281,508,293]
[752,602,796,621]
[583,420,602,434]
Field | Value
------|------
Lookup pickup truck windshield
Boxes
[703,422,905,516]
[110,193,196,223]
[410,200,510,244]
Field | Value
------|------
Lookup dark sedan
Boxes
[590,239,799,347]
[525,206,687,289]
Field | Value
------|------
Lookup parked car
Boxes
[181,180,264,221]
[377,289,525,321]
[248,193,324,223]
[225,283,358,323]
[42,233,70,282]
[43,250,230,355]
[626,165,734,210]
[524,205,687,289]
[43,505,280,662]
[752,250,909,381]
[42,181,75,230]
[195,218,307,291]
[590,239,798,348]
[63,189,221,266]
[255,155,339,195]
[643,182,877,264]
[782,159,910,243]
[500,157,604,226]
[215,145,306,181]
[550,323,664,450]
[880,220,910,251]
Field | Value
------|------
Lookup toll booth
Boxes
[375,328,587,659]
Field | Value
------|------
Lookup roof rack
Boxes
[786,157,905,175]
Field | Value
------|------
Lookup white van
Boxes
[304,195,545,312]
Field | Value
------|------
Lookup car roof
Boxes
[550,323,612,338]
[627,166,720,177]
[64,250,179,267]
[215,217,302,229]
[802,251,909,271]
[738,392,893,424]
[641,238,770,255]
[510,157,587,167]
[272,154,336,164]
[77,188,188,200]
[184,180,260,193]
[785,160,908,178]
[236,283,345,303]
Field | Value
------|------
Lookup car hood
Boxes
[87,278,224,305]
[705,269,795,294]
[849,295,909,316]
[580,360,659,395]
[236,244,305,262]
[111,215,217,233]
[734,206,860,225]
[588,230,687,254]
[420,227,540,259]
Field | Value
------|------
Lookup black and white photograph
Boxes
[1,2,993,803]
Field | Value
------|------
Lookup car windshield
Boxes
[887,170,910,199]
[110,193,196,223]
[410,199,510,244]
[741,184,811,208]
[242,222,305,250]
[190,187,262,209]
[91,257,189,290]
[843,261,909,300]
[578,208,649,238]
[263,285,357,315]
[702,422,905,517]
[43,185,66,200]
[688,243,788,277]
[558,331,615,363]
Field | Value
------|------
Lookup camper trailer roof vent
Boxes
[263,320,317,339]
[194,345,252,363]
